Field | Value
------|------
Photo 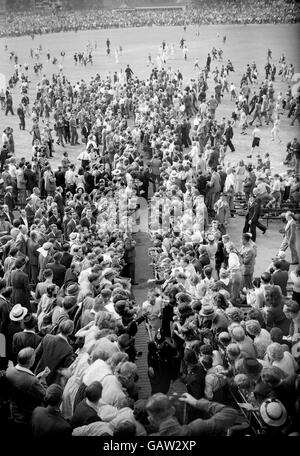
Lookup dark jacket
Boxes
[47,262,66,288]
[196,175,208,196]
[27,239,40,267]
[4,192,14,213]
[55,170,66,189]
[24,204,35,227]
[124,244,136,264]
[6,365,46,424]
[182,364,206,399]
[218,170,227,192]
[24,168,37,191]
[11,269,31,309]
[34,334,75,385]
[266,305,290,336]
[272,270,289,296]
[80,216,96,229]
[152,398,237,436]
[60,252,73,270]
[6,321,22,361]
[70,399,101,428]
[246,199,261,223]
[12,331,42,363]
[32,405,72,437]
[65,218,76,240]
[64,268,78,287]
[0,295,11,336]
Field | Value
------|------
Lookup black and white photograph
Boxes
[0,0,299,448]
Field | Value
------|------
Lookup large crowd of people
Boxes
[1,0,300,37]
[0,7,300,439]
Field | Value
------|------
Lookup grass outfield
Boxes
[0,23,299,172]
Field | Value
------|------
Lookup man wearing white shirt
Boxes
[266,174,281,207]
[226,242,242,303]
[65,164,77,193]
[8,160,17,179]
[199,101,207,118]
[248,124,261,158]
[182,257,196,279]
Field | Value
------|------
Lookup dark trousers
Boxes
[70,128,78,145]
[5,106,14,115]
[29,264,38,285]
[127,262,136,284]
[149,372,172,395]
[19,116,25,129]
[224,138,235,152]
[243,218,266,242]
[63,128,70,143]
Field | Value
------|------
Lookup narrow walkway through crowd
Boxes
[132,230,153,398]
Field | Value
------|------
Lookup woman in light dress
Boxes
[235,160,246,194]
[271,117,282,144]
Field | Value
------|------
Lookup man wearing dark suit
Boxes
[70,381,102,428]
[180,350,206,421]
[139,166,151,201]
[11,257,31,310]
[12,314,41,364]
[15,225,29,257]
[54,187,65,218]
[47,251,66,288]
[48,226,63,245]
[243,196,266,242]
[208,147,219,169]
[0,278,10,339]
[196,170,208,197]
[48,210,61,229]
[3,187,15,219]
[65,211,77,240]
[6,347,47,428]
[0,215,11,236]
[24,199,35,228]
[27,230,40,284]
[62,207,71,239]
[80,208,96,229]
[60,243,73,270]
[217,166,227,192]
[32,384,72,437]
[123,236,137,285]
[272,260,289,296]
[34,320,75,385]
[55,166,66,191]
[24,163,37,195]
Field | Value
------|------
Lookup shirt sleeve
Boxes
[228,253,240,271]
[204,374,214,400]
[187,399,238,436]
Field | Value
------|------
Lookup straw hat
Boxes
[9,304,28,322]
[260,399,287,427]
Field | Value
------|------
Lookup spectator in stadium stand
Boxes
[280,211,299,265]
[271,259,289,296]
[31,384,72,437]
[146,392,237,436]
[5,347,48,432]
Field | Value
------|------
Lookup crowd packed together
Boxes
[1,0,300,37]
[0,12,300,438]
